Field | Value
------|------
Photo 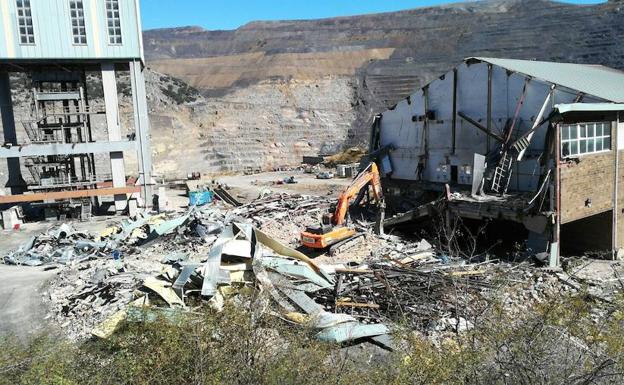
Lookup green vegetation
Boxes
[160,76,201,105]
[1,291,623,385]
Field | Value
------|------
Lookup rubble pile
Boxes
[3,224,116,267]
[232,193,333,246]
[3,192,619,345]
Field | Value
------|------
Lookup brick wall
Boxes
[560,147,615,225]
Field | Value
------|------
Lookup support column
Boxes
[102,63,127,211]
[613,115,620,259]
[129,60,153,208]
[486,64,492,153]
[423,85,429,156]
[451,68,457,155]
[552,123,562,267]
[0,72,26,195]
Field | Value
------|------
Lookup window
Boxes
[105,0,122,45]
[561,122,611,158]
[16,0,35,44]
[69,0,87,44]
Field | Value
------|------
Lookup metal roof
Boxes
[469,57,624,103]
[555,103,624,114]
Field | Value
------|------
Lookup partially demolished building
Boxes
[370,58,624,266]
[0,0,153,217]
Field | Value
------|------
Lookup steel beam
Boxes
[0,141,136,158]
[34,91,80,101]
[0,186,140,204]
[458,111,505,142]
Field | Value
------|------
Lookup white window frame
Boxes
[560,121,612,158]
[15,0,35,45]
[105,0,122,45]
[69,0,87,45]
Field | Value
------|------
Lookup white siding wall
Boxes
[378,62,605,192]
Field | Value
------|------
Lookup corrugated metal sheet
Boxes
[555,103,624,114]
[470,57,624,103]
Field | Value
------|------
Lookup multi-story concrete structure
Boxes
[370,57,624,266]
[0,0,153,216]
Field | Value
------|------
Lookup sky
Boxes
[140,0,607,31]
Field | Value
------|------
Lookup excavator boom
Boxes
[333,162,382,225]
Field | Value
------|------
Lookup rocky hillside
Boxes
[3,0,623,184]
[141,0,623,175]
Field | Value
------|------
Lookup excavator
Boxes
[300,162,384,254]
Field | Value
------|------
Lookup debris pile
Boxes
[3,192,619,345]
[3,224,116,267]
[232,193,333,247]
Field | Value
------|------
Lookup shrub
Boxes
[1,291,623,384]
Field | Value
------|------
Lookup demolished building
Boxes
[370,57,624,266]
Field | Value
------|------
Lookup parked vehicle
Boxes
[316,171,334,179]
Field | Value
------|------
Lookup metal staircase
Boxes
[22,121,40,142]
[511,136,530,155]
[24,159,41,184]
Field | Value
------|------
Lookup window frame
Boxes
[69,0,87,46]
[15,0,35,45]
[105,0,123,46]
[560,121,612,159]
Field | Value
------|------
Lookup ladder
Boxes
[490,152,513,195]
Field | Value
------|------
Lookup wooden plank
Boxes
[335,301,380,309]
[0,186,140,204]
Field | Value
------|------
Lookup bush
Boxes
[1,292,624,384]
[160,79,200,105]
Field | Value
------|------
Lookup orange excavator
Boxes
[300,162,384,254]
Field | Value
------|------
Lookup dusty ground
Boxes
[0,265,58,338]
[216,170,352,202]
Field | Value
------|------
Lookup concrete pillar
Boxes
[129,60,153,207]
[0,72,26,194]
[101,63,127,212]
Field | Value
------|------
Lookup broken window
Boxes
[561,122,611,158]
[16,0,35,44]
[69,0,87,45]
[105,0,122,45]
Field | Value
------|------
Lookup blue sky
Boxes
[140,0,607,31]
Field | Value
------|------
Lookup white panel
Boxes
[427,71,453,152]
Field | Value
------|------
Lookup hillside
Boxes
[139,0,624,175]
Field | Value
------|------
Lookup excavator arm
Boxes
[333,162,383,225]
